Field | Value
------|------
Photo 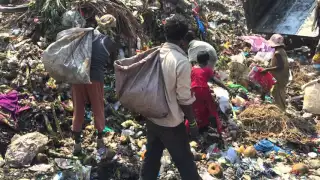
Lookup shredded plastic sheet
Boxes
[42,28,93,84]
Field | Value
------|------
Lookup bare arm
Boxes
[180,105,196,124]
[264,53,284,72]
[210,77,229,91]
[176,59,196,124]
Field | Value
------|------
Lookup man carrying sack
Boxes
[114,14,200,180]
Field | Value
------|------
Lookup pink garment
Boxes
[240,36,274,52]
[0,90,30,129]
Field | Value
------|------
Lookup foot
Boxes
[97,138,105,149]
[73,143,82,156]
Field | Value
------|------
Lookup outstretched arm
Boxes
[210,77,230,92]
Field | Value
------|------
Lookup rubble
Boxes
[0,0,318,179]
[4,132,49,167]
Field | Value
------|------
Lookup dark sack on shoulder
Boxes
[114,47,169,118]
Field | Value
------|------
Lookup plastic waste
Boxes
[62,10,86,28]
[254,51,274,62]
[159,150,171,174]
[222,147,239,164]
[302,79,320,114]
[213,87,231,114]
[55,158,73,170]
[248,66,277,92]
[137,37,141,50]
[308,152,317,158]
[206,143,221,160]
[113,101,121,111]
[42,28,93,84]
[101,126,113,134]
[96,147,107,163]
[227,83,248,93]
[118,48,125,59]
[231,96,246,107]
[121,129,135,136]
[200,171,215,180]
[240,36,274,52]
[28,164,53,172]
[254,139,290,155]
[52,172,63,180]
[84,108,93,121]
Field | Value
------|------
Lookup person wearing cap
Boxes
[185,30,218,69]
[261,34,289,110]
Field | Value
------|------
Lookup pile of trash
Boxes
[0,0,319,180]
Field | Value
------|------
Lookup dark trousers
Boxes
[140,121,200,180]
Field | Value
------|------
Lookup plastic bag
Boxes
[42,28,93,84]
[248,66,276,92]
[62,10,86,28]
[213,87,230,113]
[114,47,169,118]
[302,79,320,114]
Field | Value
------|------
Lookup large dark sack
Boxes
[114,47,169,118]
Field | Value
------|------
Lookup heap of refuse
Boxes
[0,0,319,180]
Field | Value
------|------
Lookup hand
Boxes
[189,121,199,139]
[260,69,268,74]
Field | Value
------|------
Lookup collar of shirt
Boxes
[162,42,187,56]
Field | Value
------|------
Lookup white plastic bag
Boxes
[213,87,231,113]
[254,51,274,62]
[302,79,320,114]
[42,28,93,84]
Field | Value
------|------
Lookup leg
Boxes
[272,83,286,111]
[192,88,210,128]
[260,91,266,101]
[72,84,86,134]
[140,121,165,180]
[71,84,87,154]
[204,88,223,133]
[161,123,200,180]
[86,81,105,133]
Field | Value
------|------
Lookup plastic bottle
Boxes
[118,48,125,59]
[137,37,141,50]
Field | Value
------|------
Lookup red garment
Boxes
[185,87,223,133]
[191,67,215,88]
[186,67,223,133]
[248,66,277,92]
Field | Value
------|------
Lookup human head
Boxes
[164,14,189,44]
[185,30,196,44]
[268,34,285,48]
[197,51,210,66]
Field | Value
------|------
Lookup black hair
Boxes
[185,30,196,43]
[197,51,210,65]
[164,14,188,41]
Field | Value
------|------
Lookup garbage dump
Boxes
[0,0,319,180]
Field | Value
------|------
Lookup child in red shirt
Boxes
[186,51,230,134]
